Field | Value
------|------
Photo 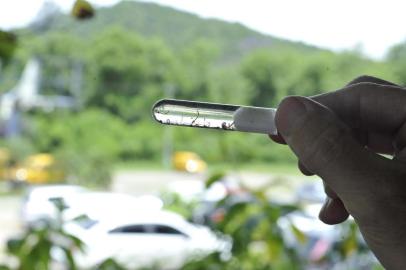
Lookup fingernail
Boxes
[275,97,307,138]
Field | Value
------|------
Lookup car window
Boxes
[153,225,188,237]
[109,224,146,233]
[109,224,188,237]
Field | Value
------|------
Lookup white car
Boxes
[63,192,163,221]
[21,184,88,225]
[66,210,230,269]
[21,185,163,226]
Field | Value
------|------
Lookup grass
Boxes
[114,160,167,171]
[210,161,299,175]
[114,160,301,175]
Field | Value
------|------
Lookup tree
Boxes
[175,39,219,101]
[241,50,278,107]
[86,27,177,122]
[387,41,406,85]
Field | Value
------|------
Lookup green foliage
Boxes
[0,137,36,163]
[0,0,404,186]
[210,195,301,269]
[168,172,383,270]
[242,50,279,106]
[179,172,303,270]
[0,199,84,270]
[0,3,397,269]
[175,40,219,100]
[86,27,175,122]
[97,258,127,270]
[33,1,319,64]
[387,41,406,85]
[162,192,198,220]
[205,171,226,188]
[0,30,17,65]
[25,110,126,186]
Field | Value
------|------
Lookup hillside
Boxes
[31,0,321,63]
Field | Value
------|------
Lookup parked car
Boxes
[65,210,231,269]
[172,151,207,173]
[21,186,163,226]
[63,192,163,221]
[9,153,65,184]
[21,184,88,225]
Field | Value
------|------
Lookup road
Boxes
[111,170,306,196]
[0,195,22,260]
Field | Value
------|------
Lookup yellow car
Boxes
[173,151,207,173]
[10,154,65,184]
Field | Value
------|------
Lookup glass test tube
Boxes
[152,99,277,135]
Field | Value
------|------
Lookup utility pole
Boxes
[70,60,83,108]
[162,83,175,169]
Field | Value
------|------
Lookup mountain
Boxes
[30,1,321,63]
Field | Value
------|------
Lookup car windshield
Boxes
[109,224,186,237]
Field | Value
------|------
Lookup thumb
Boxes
[275,96,387,194]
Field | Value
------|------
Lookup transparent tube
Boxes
[152,99,277,135]
[152,99,238,130]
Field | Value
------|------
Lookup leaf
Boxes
[97,258,127,270]
[342,222,358,257]
[71,0,95,20]
[290,224,307,244]
[0,30,17,64]
[62,247,77,270]
[205,171,225,188]
[6,237,24,255]
[278,204,300,216]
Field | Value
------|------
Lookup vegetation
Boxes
[0,0,405,187]
[0,1,402,269]
[0,199,83,270]
[0,173,382,269]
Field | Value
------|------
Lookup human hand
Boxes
[270,76,406,269]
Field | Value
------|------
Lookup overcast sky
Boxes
[1,0,405,59]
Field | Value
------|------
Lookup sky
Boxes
[1,0,406,59]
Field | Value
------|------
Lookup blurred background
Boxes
[0,0,404,269]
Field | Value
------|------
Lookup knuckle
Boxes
[344,81,373,92]
[348,75,377,85]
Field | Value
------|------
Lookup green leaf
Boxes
[97,258,127,270]
[205,171,225,188]
[62,247,77,270]
[6,237,24,255]
[290,224,307,244]
[0,30,17,64]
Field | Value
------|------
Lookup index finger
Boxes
[313,83,406,134]
[269,76,401,145]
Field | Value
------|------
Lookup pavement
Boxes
[0,195,22,260]
[111,170,307,193]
